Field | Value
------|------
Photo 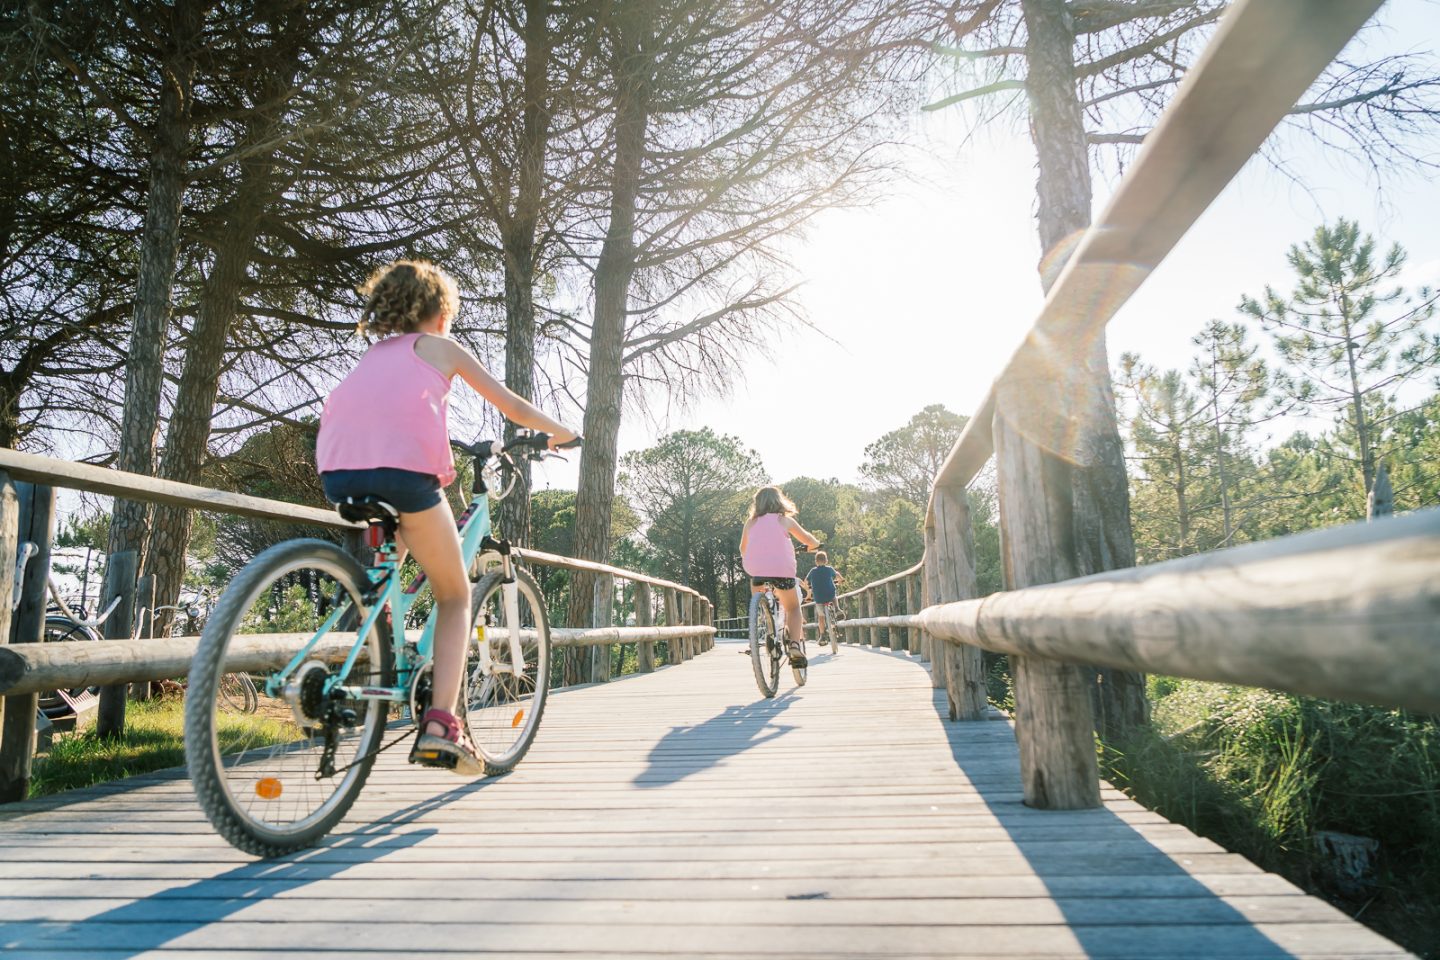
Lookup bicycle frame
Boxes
[265,477,523,709]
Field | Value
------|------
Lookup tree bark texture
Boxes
[105,0,204,574]
[1020,0,1146,738]
[495,0,553,550]
[146,145,277,630]
[566,14,651,634]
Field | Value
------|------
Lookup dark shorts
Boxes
[751,576,796,590]
[321,468,443,514]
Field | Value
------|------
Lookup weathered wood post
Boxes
[0,478,49,802]
[702,597,714,651]
[884,579,900,652]
[130,573,155,700]
[691,595,702,655]
[922,522,944,682]
[95,550,138,739]
[858,590,872,647]
[906,571,923,654]
[591,574,613,683]
[663,588,681,665]
[992,403,1102,810]
[635,581,655,672]
[927,484,988,720]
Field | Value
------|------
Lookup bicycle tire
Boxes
[749,593,779,698]
[185,539,391,857]
[464,568,551,773]
[218,672,260,714]
[37,617,101,718]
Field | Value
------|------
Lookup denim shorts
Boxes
[321,467,443,514]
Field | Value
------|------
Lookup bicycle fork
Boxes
[475,549,527,678]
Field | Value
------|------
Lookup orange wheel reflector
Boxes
[255,777,283,800]
[511,709,525,728]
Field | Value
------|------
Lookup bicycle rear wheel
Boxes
[749,593,779,698]
[38,617,100,718]
[465,568,551,773]
[185,539,391,857]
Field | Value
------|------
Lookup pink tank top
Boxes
[316,333,456,486]
[743,513,796,577]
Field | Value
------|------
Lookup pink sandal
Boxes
[409,708,486,777]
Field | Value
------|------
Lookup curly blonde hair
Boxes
[356,260,460,338]
[748,485,796,521]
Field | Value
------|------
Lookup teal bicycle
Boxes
[185,432,575,857]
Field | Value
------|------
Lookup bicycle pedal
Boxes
[408,745,458,769]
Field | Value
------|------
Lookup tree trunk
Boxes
[1021,0,1147,739]
[566,14,650,633]
[146,164,273,628]
[104,0,204,575]
[495,0,552,550]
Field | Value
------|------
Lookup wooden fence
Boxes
[826,0,1440,811]
[0,447,714,802]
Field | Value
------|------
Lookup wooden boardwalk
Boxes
[0,640,1412,959]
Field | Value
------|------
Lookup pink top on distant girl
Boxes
[316,332,457,486]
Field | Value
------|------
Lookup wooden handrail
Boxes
[0,447,352,529]
[836,561,921,602]
[0,446,706,601]
[0,624,718,697]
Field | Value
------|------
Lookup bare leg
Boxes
[396,501,470,734]
[776,586,803,652]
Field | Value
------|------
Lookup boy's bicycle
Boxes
[185,432,573,857]
[814,599,841,654]
[749,578,807,697]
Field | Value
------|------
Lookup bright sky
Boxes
[529,1,1440,495]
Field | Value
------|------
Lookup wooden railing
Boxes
[0,447,714,802]
[826,0,1439,810]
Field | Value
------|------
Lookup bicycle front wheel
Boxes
[218,672,260,714]
[465,568,551,773]
[185,539,391,857]
[749,593,779,698]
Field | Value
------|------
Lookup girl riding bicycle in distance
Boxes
[316,260,579,776]
[740,485,821,664]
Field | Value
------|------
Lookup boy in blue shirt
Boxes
[805,551,844,646]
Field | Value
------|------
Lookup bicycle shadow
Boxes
[1,777,493,957]
[633,691,799,788]
[932,689,1302,958]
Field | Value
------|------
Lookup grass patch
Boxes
[30,696,298,799]
[1104,678,1440,959]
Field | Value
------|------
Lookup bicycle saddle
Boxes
[335,496,400,526]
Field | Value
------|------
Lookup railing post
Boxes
[663,588,681,664]
[922,523,943,679]
[591,574,613,683]
[884,579,901,652]
[992,402,1102,810]
[859,590,872,647]
[906,572,922,654]
[95,550,138,739]
[635,581,655,672]
[3,483,54,800]
[0,474,38,803]
[927,485,987,720]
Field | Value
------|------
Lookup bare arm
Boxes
[422,335,577,446]
[781,516,821,550]
[739,518,752,555]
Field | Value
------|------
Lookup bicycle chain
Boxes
[317,722,418,779]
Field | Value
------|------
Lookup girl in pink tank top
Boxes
[740,485,821,665]
[317,260,579,776]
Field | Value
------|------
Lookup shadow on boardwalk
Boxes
[1,779,492,958]
[935,691,1300,959]
[633,690,798,788]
